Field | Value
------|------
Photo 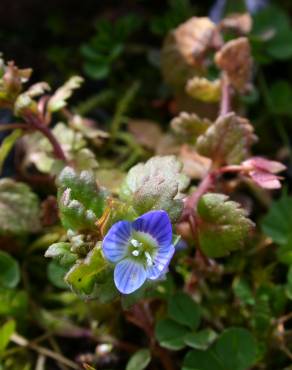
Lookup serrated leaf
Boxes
[215,37,252,93]
[196,113,257,165]
[168,292,201,329]
[0,251,20,289]
[197,193,254,258]
[155,318,189,350]
[186,77,221,103]
[0,178,41,235]
[48,76,84,112]
[45,243,77,266]
[22,122,97,174]
[0,320,16,354]
[57,166,107,231]
[171,112,211,143]
[126,349,151,370]
[120,156,189,222]
[184,329,217,350]
[262,193,292,245]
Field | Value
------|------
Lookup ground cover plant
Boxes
[1,1,292,369]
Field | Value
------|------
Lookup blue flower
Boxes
[102,210,175,294]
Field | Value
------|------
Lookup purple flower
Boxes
[102,210,175,294]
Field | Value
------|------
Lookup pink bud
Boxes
[242,157,286,174]
[249,171,282,189]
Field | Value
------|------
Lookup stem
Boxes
[23,112,67,162]
[0,123,29,131]
[219,76,232,116]
[11,333,78,369]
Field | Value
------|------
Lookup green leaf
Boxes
[196,113,257,165]
[184,329,217,350]
[65,246,117,301]
[45,242,77,266]
[183,328,257,370]
[0,251,20,289]
[126,348,151,370]
[0,129,22,174]
[155,318,189,350]
[0,178,41,235]
[0,288,28,318]
[262,193,292,245]
[57,166,107,231]
[214,328,257,370]
[48,76,84,112]
[0,320,16,354]
[168,292,201,330]
[197,193,254,258]
[120,156,189,222]
[47,260,68,289]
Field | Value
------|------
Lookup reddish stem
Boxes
[23,112,67,162]
[219,76,232,116]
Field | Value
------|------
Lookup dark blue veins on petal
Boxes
[114,258,147,294]
[132,210,172,247]
[102,221,132,262]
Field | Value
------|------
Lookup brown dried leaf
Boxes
[215,37,252,92]
[128,119,163,150]
[196,112,257,165]
[179,144,211,179]
[186,77,221,102]
[220,13,252,35]
[161,17,221,88]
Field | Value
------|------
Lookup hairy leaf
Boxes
[0,178,41,235]
[196,113,257,165]
[48,76,84,112]
[120,156,189,222]
[171,112,211,143]
[197,193,254,258]
[186,77,221,103]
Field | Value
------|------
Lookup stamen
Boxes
[132,250,140,257]
[145,251,153,266]
[130,239,142,248]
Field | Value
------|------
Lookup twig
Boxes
[11,333,79,369]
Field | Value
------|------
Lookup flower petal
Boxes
[114,258,147,294]
[102,221,132,263]
[132,210,172,247]
[147,244,175,280]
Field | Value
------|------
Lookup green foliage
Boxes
[267,81,292,116]
[126,349,151,370]
[0,320,15,354]
[0,252,20,289]
[252,5,292,62]
[65,245,117,301]
[120,156,189,222]
[57,166,107,231]
[0,179,40,235]
[184,329,217,350]
[183,328,257,370]
[150,0,192,35]
[262,193,292,245]
[155,318,189,350]
[81,15,141,80]
[197,193,254,258]
[167,292,201,330]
